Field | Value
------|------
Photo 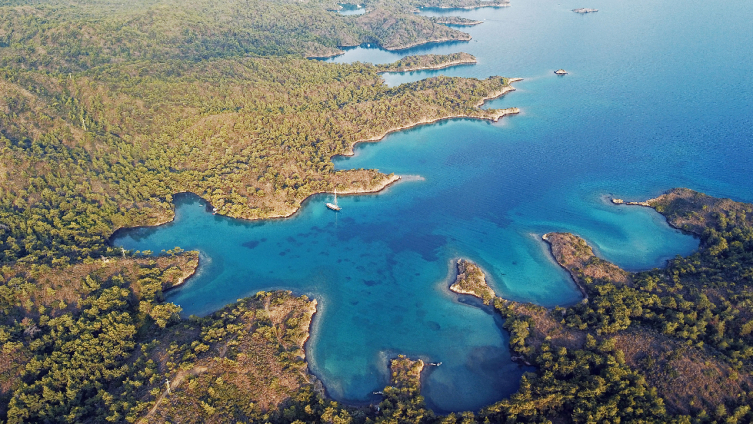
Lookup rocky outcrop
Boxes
[611,198,650,207]
[450,259,496,304]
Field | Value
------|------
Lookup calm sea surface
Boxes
[113,0,753,412]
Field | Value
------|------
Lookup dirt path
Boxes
[139,366,208,423]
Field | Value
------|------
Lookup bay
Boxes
[113,0,753,412]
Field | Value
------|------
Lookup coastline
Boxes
[109,175,402,245]
[109,80,521,255]
[341,78,522,157]
[170,253,200,289]
[610,197,652,207]
[448,258,496,304]
[609,192,696,236]
[475,77,523,108]
[349,109,519,151]
[377,58,477,73]
[422,3,510,10]
[307,50,345,60]
[540,233,589,300]
[301,295,330,397]
[435,21,483,26]
[261,173,403,220]
[299,298,324,390]
[431,17,483,26]
[381,35,472,51]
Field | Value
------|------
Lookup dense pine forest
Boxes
[1,0,752,422]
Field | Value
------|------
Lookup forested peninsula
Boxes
[430,16,483,26]
[376,53,477,73]
[2,0,753,422]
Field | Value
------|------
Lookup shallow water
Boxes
[336,3,366,15]
[113,0,753,412]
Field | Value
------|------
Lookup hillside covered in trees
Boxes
[0,0,507,68]
[0,0,522,421]
[2,0,753,422]
[489,189,753,422]
[0,0,520,268]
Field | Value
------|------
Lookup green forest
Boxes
[1,0,753,422]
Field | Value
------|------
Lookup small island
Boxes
[376,52,477,73]
[572,8,598,13]
[449,259,496,304]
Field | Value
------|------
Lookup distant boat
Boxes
[327,189,341,211]
[555,69,568,75]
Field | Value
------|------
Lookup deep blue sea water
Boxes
[113,0,753,413]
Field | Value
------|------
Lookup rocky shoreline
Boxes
[431,16,483,26]
[378,58,477,73]
[610,197,651,207]
[449,259,496,304]
[347,108,520,153]
[376,52,478,73]
[171,253,200,289]
[424,2,510,10]
[475,77,523,107]
[347,78,521,155]
[264,174,403,220]
[109,74,519,241]
[382,34,472,51]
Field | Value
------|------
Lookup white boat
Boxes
[326,189,341,211]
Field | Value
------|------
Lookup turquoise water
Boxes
[113,0,753,412]
[336,3,366,15]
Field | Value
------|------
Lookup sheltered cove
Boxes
[341,77,522,156]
